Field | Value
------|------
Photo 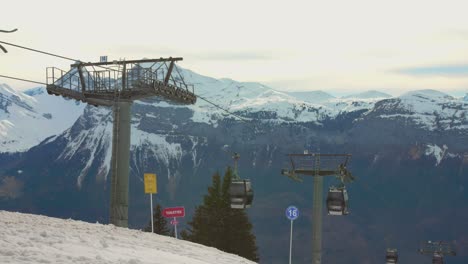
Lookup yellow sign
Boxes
[144,173,157,194]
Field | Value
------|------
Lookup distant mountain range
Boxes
[1,67,468,264]
[1,69,466,154]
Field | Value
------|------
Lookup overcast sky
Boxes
[1,0,468,96]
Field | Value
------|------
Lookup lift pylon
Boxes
[281,152,353,264]
[46,57,197,227]
[419,241,456,264]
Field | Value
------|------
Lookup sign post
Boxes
[170,218,179,238]
[163,206,185,239]
[144,173,157,233]
[286,205,300,264]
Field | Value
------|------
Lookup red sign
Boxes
[162,206,185,218]
[170,219,179,225]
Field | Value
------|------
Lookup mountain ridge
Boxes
[2,67,467,154]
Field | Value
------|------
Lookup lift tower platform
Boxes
[419,241,456,264]
[46,57,196,227]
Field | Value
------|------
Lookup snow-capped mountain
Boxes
[1,68,468,155]
[284,90,335,103]
[0,210,255,264]
[368,89,468,131]
[0,69,390,153]
[464,93,468,101]
[342,90,392,99]
[171,68,396,124]
[0,84,85,153]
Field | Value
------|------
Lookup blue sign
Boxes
[285,206,299,221]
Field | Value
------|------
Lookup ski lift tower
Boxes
[419,240,456,264]
[46,57,196,227]
[281,151,354,264]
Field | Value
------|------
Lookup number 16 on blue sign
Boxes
[286,205,299,264]
[286,206,299,264]
[286,206,299,221]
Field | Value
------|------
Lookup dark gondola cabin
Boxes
[432,253,444,264]
[326,186,349,215]
[229,179,254,209]
[386,248,398,263]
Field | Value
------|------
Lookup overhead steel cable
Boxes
[194,94,261,134]
[195,94,251,122]
[0,74,46,85]
[0,40,76,61]
[0,40,116,72]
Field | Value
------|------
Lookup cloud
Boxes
[191,52,275,61]
[396,64,468,77]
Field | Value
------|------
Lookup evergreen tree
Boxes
[222,167,259,262]
[144,203,170,236]
[181,167,259,262]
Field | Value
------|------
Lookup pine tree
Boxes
[222,167,259,262]
[144,203,170,236]
[181,171,225,246]
[181,167,259,262]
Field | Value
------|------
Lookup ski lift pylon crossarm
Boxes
[0,28,18,53]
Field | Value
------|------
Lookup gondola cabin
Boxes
[229,179,254,209]
[432,253,444,264]
[385,248,398,263]
[326,186,349,215]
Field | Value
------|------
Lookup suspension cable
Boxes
[0,40,76,61]
[0,74,46,85]
[195,94,251,123]
[0,40,117,72]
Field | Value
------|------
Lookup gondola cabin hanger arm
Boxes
[0,28,18,53]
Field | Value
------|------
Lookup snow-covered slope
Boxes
[155,67,385,124]
[0,210,255,264]
[0,84,85,153]
[373,89,468,131]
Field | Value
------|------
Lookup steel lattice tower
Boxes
[46,57,196,227]
[282,152,353,264]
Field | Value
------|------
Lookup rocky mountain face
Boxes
[0,83,85,152]
[0,70,467,263]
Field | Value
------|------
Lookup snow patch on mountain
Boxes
[424,143,453,166]
[55,104,196,186]
[326,97,381,114]
[57,107,113,188]
[0,210,255,264]
[0,84,85,153]
[131,125,183,169]
[376,89,468,131]
[175,67,380,124]
[190,136,203,169]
